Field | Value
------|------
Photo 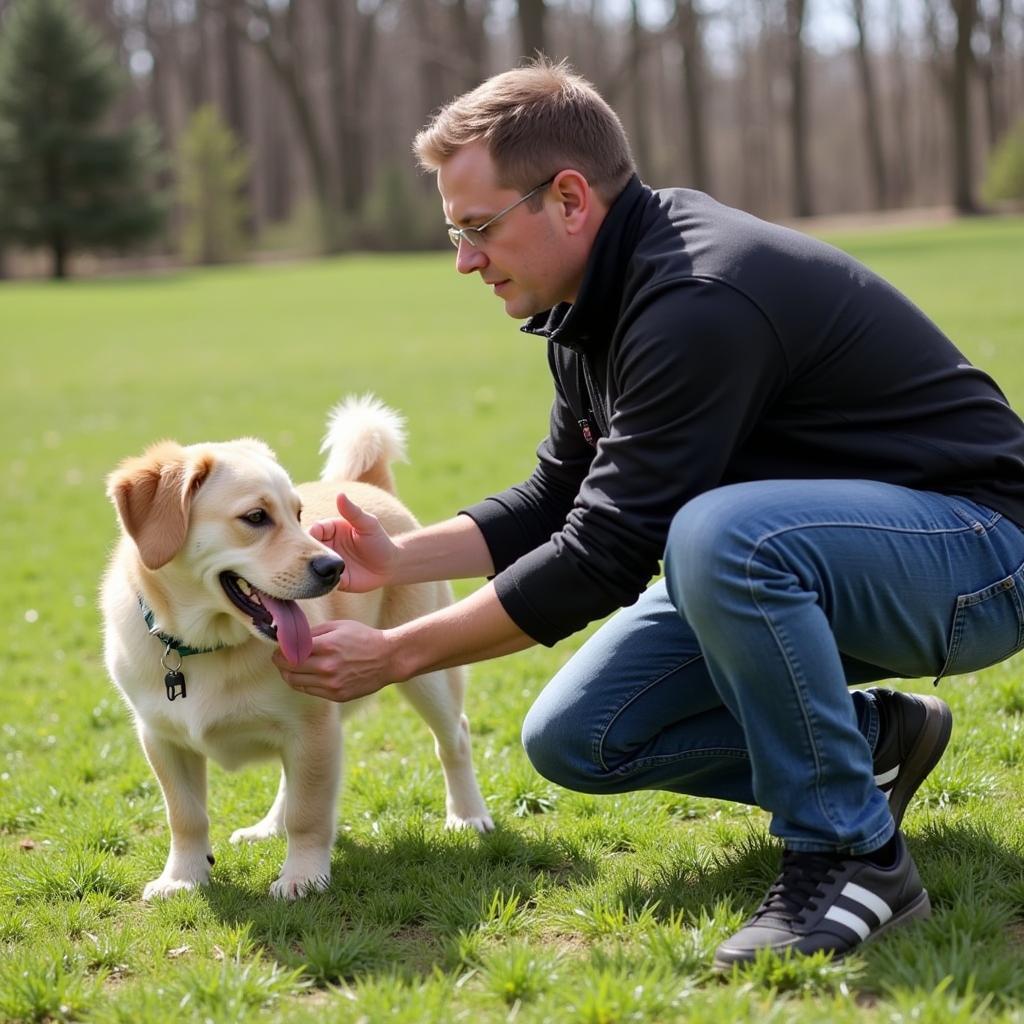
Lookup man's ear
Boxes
[551,169,595,235]
[107,442,214,570]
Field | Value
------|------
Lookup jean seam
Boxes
[594,653,706,772]
[750,518,977,547]
[607,747,750,779]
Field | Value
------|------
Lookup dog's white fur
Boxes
[102,395,493,901]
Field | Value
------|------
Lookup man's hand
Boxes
[272,620,396,702]
[309,493,398,593]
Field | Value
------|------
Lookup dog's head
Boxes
[107,439,343,664]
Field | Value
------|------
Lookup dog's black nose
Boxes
[310,555,344,586]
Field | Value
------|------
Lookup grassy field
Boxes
[2,216,1024,1023]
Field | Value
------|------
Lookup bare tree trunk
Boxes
[323,0,351,216]
[144,6,175,151]
[221,0,247,141]
[676,0,710,192]
[754,0,785,216]
[888,0,912,206]
[409,0,448,118]
[977,0,1008,147]
[732,2,759,210]
[452,0,488,89]
[628,0,652,178]
[517,0,548,61]
[218,0,255,237]
[849,0,889,208]
[247,0,341,250]
[189,0,213,110]
[785,0,813,216]
[925,0,980,213]
[323,0,379,218]
[950,0,978,212]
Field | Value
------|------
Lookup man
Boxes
[274,60,1024,967]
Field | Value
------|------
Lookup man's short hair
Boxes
[413,58,636,204]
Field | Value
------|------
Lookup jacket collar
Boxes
[520,174,649,352]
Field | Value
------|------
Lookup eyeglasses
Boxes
[447,177,555,249]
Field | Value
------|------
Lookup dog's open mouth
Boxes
[219,571,313,666]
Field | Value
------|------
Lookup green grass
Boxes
[2,217,1024,1022]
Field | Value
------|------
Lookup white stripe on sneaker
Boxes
[823,881,894,942]
[842,882,894,924]
[874,765,899,787]
[824,905,871,940]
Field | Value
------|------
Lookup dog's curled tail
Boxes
[320,394,407,493]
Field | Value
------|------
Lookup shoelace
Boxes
[753,849,845,924]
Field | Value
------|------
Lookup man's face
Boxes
[438,143,587,319]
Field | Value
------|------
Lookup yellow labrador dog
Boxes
[102,396,493,901]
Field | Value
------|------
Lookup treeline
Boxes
[1,0,1023,276]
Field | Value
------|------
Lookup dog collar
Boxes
[138,597,228,701]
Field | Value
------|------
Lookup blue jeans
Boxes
[522,481,1024,854]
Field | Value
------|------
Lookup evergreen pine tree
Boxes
[0,0,166,278]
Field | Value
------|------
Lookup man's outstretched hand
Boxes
[309,493,398,593]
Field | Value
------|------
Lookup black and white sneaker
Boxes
[869,688,952,827]
[713,831,930,969]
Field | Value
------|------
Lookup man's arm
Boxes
[390,513,496,584]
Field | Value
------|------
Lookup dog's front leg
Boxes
[269,714,341,900]
[139,731,214,900]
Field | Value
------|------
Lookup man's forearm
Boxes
[385,581,535,680]
[391,513,495,584]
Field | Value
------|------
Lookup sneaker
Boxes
[713,831,930,969]
[870,688,952,827]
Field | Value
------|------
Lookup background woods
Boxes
[0,0,1023,273]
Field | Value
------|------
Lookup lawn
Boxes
[2,217,1024,1023]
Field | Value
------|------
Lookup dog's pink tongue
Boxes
[260,595,313,666]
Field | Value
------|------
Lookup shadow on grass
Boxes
[199,822,597,985]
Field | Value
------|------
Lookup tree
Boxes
[517,0,548,61]
[924,0,981,213]
[0,0,165,278]
[676,0,710,192]
[178,105,249,264]
[784,0,814,217]
[243,0,346,252]
[849,0,890,208]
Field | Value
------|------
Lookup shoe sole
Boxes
[885,695,953,828]
[712,888,932,970]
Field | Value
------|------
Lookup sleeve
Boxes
[460,343,595,574]
[490,280,790,646]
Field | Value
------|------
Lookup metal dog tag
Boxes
[164,670,187,701]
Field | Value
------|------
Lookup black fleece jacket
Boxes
[461,176,1024,647]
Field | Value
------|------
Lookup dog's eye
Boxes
[241,509,271,526]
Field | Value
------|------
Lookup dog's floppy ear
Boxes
[107,442,215,570]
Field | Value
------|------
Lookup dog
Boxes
[101,395,493,900]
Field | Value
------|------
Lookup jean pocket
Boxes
[937,563,1024,680]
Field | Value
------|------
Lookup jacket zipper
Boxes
[580,355,610,438]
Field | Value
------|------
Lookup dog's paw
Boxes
[230,822,282,845]
[142,875,205,901]
[269,871,330,901]
[446,811,495,834]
